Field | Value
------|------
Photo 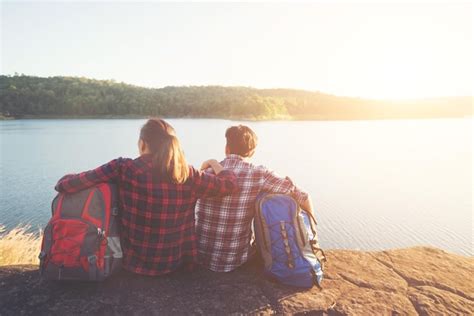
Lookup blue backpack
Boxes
[254,193,327,288]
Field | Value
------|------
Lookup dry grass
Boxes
[0,225,42,266]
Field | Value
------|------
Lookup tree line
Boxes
[0,75,471,120]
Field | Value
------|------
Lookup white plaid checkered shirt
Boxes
[195,154,308,272]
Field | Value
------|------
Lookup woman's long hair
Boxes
[139,118,189,184]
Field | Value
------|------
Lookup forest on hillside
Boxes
[0,75,471,120]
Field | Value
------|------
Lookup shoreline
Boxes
[1,114,472,122]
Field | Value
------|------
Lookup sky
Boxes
[1,1,472,99]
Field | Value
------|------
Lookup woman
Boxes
[55,118,238,276]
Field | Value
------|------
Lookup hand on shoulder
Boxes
[200,159,224,175]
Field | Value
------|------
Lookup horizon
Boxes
[2,2,473,100]
[3,73,474,102]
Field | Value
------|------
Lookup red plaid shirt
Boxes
[55,154,237,276]
[195,154,308,272]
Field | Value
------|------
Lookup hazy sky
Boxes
[1,1,472,99]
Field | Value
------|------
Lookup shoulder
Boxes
[222,157,257,170]
[99,157,133,169]
[224,159,268,181]
[113,157,134,167]
[249,163,271,176]
[255,164,269,172]
[118,157,134,164]
[111,156,144,174]
[221,156,264,172]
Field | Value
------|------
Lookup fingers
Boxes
[200,159,217,171]
[200,160,210,171]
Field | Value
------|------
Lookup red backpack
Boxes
[39,183,122,281]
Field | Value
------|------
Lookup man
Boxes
[195,125,314,272]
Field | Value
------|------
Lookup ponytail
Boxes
[140,118,189,184]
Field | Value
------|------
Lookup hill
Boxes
[0,75,472,120]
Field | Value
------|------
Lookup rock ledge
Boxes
[0,247,472,315]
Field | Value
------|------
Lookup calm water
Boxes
[0,118,472,255]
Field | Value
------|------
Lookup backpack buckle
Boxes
[88,255,97,264]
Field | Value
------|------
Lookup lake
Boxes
[0,118,472,256]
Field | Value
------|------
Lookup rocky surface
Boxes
[0,247,472,315]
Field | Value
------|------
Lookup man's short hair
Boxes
[225,125,258,158]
